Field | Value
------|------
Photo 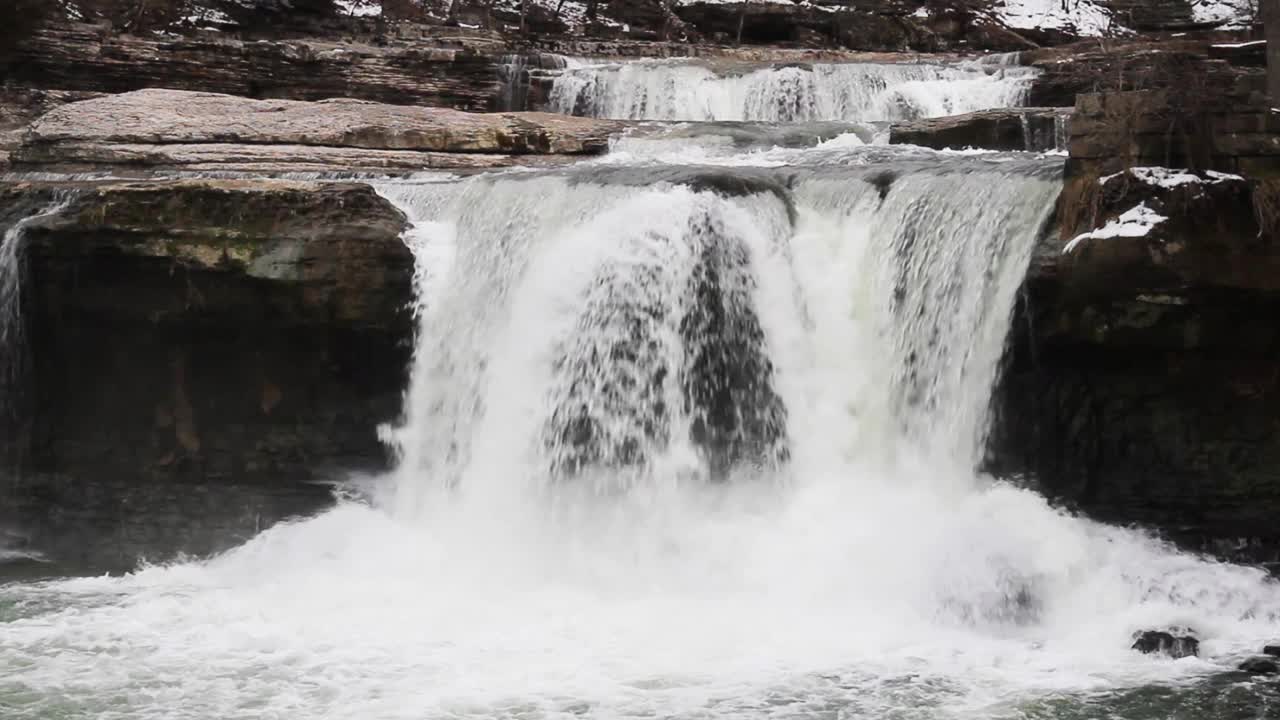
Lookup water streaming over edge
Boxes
[545,59,1037,122]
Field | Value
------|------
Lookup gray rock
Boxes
[1240,657,1280,675]
[889,107,1072,152]
[1130,630,1199,658]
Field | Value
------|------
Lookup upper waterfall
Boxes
[544,59,1037,122]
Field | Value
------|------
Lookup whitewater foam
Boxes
[546,60,1037,122]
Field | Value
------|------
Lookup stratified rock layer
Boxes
[990,86,1280,562]
[13,89,628,173]
[890,107,1072,151]
[5,177,412,499]
[8,22,506,110]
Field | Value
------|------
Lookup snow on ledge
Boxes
[337,0,383,17]
[1063,202,1167,254]
[998,0,1254,37]
[996,0,1117,36]
[1099,167,1245,188]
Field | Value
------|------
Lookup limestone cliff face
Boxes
[989,88,1280,564]
[0,180,412,563]
[0,178,416,566]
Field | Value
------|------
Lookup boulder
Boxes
[1131,630,1199,658]
[989,158,1280,564]
[1265,645,1280,657]
[889,107,1071,152]
[1,176,416,568]
[1240,657,1280,675]
[6,178,413,488]
[1054,167,1266,295]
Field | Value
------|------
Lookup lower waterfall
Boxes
[1,145,1279,719]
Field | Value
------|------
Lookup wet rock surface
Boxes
[989,82,1280,564]
[1131,630,1200,658]
[1240,657,1280,674]
[889,107,1071,152]
[3,178,413,501]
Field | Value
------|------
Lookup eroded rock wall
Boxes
[0,179,414,568]
[990,88,1280,564]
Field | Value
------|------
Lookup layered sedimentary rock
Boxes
[0,87,103,167]
[1,179,413,566]
[1066,89,1280,178]
[890,107,1072,151]
[13,178,412,477]
[1023,40,1264,108]
[12,89,628,173]
[7,22,507,110]
[991,87,1280,563]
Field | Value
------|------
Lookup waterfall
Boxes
[544,60,1038,121]
[0,195,70,420]
[378,157,1061,514]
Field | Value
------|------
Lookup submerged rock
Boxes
[1131,630,1199,658]
[1239,658,1280,675]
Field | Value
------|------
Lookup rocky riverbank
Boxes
[990,80,1280,565]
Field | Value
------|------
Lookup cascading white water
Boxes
[0,198,70,568]
[2,145,1280,718]
[546,60,1037,122]
[0,198,69,389]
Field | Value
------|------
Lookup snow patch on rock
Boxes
[1064,202,1167,254]
[996,0,1117,36]
[1100,166,1245,188]
[998,0,1255,36]
[1191,0,1258,29]
[336,0,383,17]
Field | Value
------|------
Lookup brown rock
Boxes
[890,107,1071,152]
[12,89,635,172]
[25,178,411,327]
[24,89,624,154]
[12,141,578,174]
[4,177,413,511]
[8,22,506,111]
